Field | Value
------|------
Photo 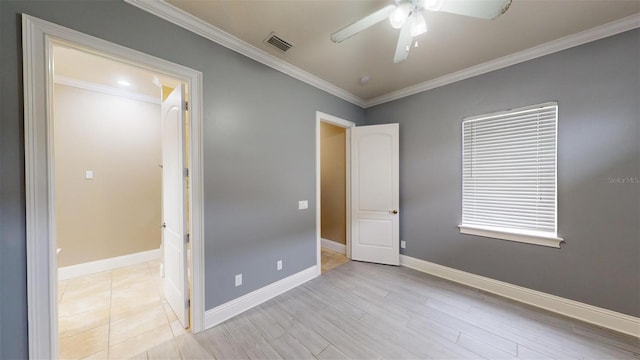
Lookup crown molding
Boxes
[125,0,638,110]
[54,75,161,104]
[124,0,366,108]
[365,13,640,108]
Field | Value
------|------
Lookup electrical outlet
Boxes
[85,170,94,179]
[401,240,406,249]
[277,260,283,270]
[235,274,242,287]
[298,200,308,210]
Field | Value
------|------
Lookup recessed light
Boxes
[117,80,131,87]
[151,76,162,88]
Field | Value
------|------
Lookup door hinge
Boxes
[185,101,189,111]
[185,233,190,244]
[184,168,189,177]
[187,299,191,307]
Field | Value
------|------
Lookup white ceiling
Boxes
[53,46,181,98]
[166,0,639,102]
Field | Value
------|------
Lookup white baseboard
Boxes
[321,238,346,254]
[58,248,160,280]
[400,255,640,338]
[204,265,319,329]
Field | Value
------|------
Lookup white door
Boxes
[161,85,189,328]
[351,124,400,265]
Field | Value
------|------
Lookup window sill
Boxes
[459,225,564,248]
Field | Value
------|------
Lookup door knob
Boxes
[161,222,166,228]
[390,210,398,214]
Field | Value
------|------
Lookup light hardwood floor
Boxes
[133,261,640,359]
[321,248,349,273]
[58,261,186,359]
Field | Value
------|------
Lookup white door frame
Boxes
[315,111,355,271]
[22,14,205,359]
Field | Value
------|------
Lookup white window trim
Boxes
[459,102,563,248]
[459,225,563,248]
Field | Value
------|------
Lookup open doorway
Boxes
[316,112,401,273]
[319,122,349,272]
[51,44,190,358]
[23,16,205,358]
[316,112,355,273]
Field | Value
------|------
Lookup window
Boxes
[459,102,563,248]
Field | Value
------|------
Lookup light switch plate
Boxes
[298,200,308,210]
[85,170,94,179]
[277,260,283,270]
[235,274,242,287]
[401,240,406,249]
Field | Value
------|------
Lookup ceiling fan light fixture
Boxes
[389,3,410,29]
[331,0,513,63]
[422,0,444,11]
[410,12,427,37]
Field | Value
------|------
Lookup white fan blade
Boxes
[331,5,396,43]
[437,0,512,20]
[393,20,413,63]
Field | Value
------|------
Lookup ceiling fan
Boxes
[330,0,512,63]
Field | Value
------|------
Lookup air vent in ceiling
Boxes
[264,32,294,53]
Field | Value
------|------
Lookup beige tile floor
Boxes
[58,261,187,360]
[321,248,349,273]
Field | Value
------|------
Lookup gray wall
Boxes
[0,1,364,358]
[365,29,640,317]
[1,1,638,358]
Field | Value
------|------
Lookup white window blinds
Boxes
[461,102,558,239]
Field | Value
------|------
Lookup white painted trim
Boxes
[317,112,357,129]
[22,14,206,359]
[316,112,356,273]
[321,238,346,254]
[400,255,640,338]
[124,0,366,108]
[23,14,57,359]
[54,75,161,104]
[57,249,160,280]
[345,128,352,261]
[188,67,206,335]
[459,225,563,248]
[204,266,319,329]
[365,14,640,107]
